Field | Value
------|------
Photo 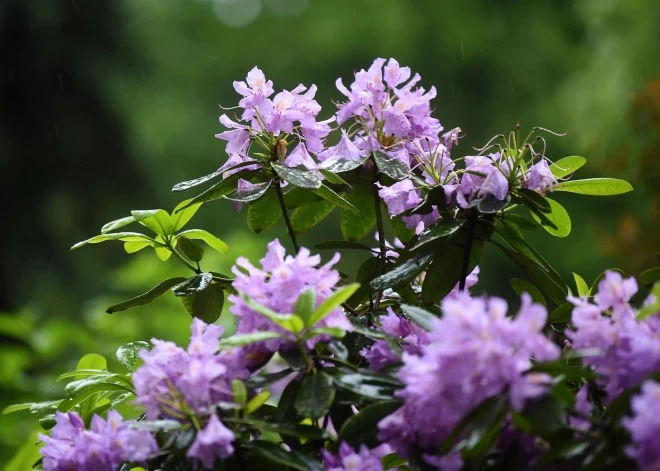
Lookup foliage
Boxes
[4,58,659,471]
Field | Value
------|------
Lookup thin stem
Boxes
[371,155,387,309]
[274,176,300,253]
[167,239,200,274]
[459,211,478,291]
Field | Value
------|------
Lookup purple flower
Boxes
[321,442,391,471]
[377,179,420,217]
[187,413,236,469]
[132,319,249,421]
[525,160,556,195]
[284,143,318,171]
[229,239,352,355]
[378,293,559,462]
[233,66,274,109]
[215,114,251,155]
[317,130,364,162]
[478,166,509,201]
[567,271,660,400]
[622,381,660,469]
[39,410,158,471]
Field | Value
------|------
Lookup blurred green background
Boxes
[1,0,659,464]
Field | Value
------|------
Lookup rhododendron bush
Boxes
[7,58,660,471]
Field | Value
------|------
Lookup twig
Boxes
[273,176,300,254]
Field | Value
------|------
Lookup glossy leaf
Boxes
[478,193,511,214]
[131,209,174,237]
[421,244,463,303]
[247,188,282,234]
[116,341,149,372]
[400,304,435,331]
[331,369,403,400]
[549,156,587,178]
[411,218,465,251]
[77,353,107,371]
[271,162,322,189]
[284,187,323,209]
[339,400,401,448]
[505,213,538,232]
[348,256,379,307]
[176,169,259,210]
[219,331,286,349]
[176,236,204,262]
[294,372,335,420]
[294,289,316,326]
[573,273,589,297]
[171,199,201,231]
[244,297,304,333]
[180,283,225,323]
[290,199,335,234]
[341,182,375,241]
[123,241,151,253]
[71,232,152,250]
[176,229,229,254]
[246,440,321,471]
[554,178,633,196]
[320,155,370,174]
[510,278,547,307]
[153,235,172,261]
[172,169,222,192]
[106,277,187,314]
[314,184,360,215]
[245,391,271,415]
[172,273,213,296]
[224,180,272,202]
[548,303,573,324]
[516,188,551,213]
[319,168,350,186]
[370,251,434,291]
[101,216,135,234]
[314,241,374,252]
[308,283,360,327]
[528,197,571,237]
[374,151,408,180]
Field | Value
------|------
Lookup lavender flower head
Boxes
[132,318,249,420]
[622,380,660,469]
[567,270,660,400]
[378,293,560,463]
[321,442,394,471]
[187,413,236,469]
[39,410,158,471]
[229,239,352,355]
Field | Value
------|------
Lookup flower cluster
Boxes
[229,239,351,354]
[39,411,158,471]
[132,319,247,467]
[622,380,660,469]
[321,442,392,471]
[567,270,660,400]
[378,293,560,464]
[216,66,332,173]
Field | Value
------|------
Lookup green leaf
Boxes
[370,251,434,291]
[374,151,408,180]
[573,273,589,297]
[314,241,374,252]
[339,400,401,448]
[176,229,229,254]
[411,218,466,250]
[220,331,286,349]
[131,209,174,237]
[71,232,152,250]
[510,278,547,307]
[171,199,202,231]
[247,188,282,234]
[177,236,204,262]
[153,235,172,261]
[554,178,633,196]
[332,370,403,400]
[548,303,574,324]
[309,283,360,327]
[319,168,351,186]
[307,327,346,339]
[65,377,133,398]
[283,187,323,209]
[77,353,107,371]
[639,267,660,288]
[348,256,380,307]
[516,188,551,213]
[381,453,408,470]
[123,241,152,253]
[172,273,213,296]
[387,214,415,243]
[294,372,335,420]
[528,197,571,238]
[246,440,321,471]
[314,184,361,215]
[400,304,435,331]
[245,391,271,415]
[54,369,112,383]
[294,289,316,326]
[4,431,43,471]
[224,180,272,202]
[549,156,587,178]
[2,403,34,415]
[106,277,186,314]
[290,199,335,233]
[101,216,135,234]
[341,183,376,241]
[116,341,149,372]
[271,162,322,189]
[320,154,370,174]
[505,213,538,232]
[637,282,660,320]
[173,165,262,192]
[478,193,511,214]
[176,169,260,210]
[232,379,248,406]
[244,297,304,333]
[421,244,463,303]
[181,283,225,323]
